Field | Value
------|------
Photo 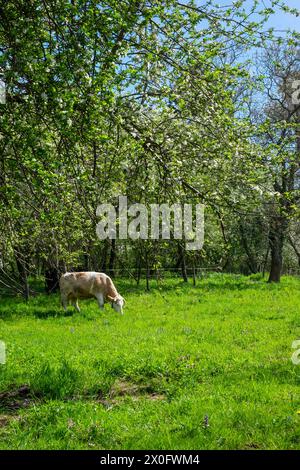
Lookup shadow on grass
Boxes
[0,307,76,320]
[32,308,75,319]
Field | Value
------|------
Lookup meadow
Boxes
[0,274,300,450]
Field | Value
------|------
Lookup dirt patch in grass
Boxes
[110,379,165,401]
[0,415,11,427]
[0,414,20,428]
[243,442,261,449]
[97,379,165,407]
[0,385,36,412]
[2,380,165,413]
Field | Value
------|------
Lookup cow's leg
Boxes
[95,293,104,310]
[61,293,68,311]
[73,299,80,313]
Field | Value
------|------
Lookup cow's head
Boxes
[107,295,125,315]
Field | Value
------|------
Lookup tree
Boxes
[259,42,300,282]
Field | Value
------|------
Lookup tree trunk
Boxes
[44,266,60,293]
[145,251,150,291]
[239,223,258,274]
[288,236,300,268]
[262,245,270,278]
[176,242,188,281]
[136,253,142,286]
[180,244,188,282]
[181,258,188,282]
[192,263,196,286]
[83,252,90,271]
[108,239,116,278]
[101,240,109,272]
[268,216,286,283]
[15,255,29,301]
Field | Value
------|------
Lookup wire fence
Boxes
[1,265,299,298]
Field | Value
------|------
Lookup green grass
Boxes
[0,273,300,450]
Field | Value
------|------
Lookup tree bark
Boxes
[180,244,188,283]
[108,239,116,278]
[262,245,270,278]
[83,252,90,271]
[101,240,109,272]
[136,251,142,286]
[192,262,196,286]
[145,250,150,291]
[239,223,258,274]
[15,255,29,300]
[44,266,60,293]
[268,216,286,283]
[288,235,300,268]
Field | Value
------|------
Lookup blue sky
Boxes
[266,0,300,32]
[215,0,300,33]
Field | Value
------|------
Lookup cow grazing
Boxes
[59,272,125,314]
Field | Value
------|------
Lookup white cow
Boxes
[59,272,125,314]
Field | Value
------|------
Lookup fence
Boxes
[1,265,299,298]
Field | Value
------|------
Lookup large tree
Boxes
[260,42,300,282]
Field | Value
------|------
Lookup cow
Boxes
[59,272,125,314]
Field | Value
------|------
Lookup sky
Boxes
[215,0,300,33]
[265,0,300,32]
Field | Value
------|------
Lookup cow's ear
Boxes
[107,295,115,302]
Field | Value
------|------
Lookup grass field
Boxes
[0,274,300,450]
